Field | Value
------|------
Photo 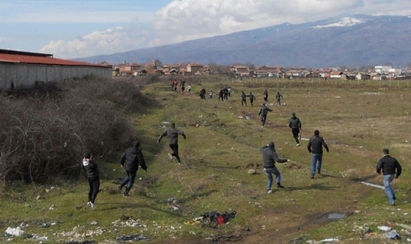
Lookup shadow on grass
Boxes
[348,174,378,182]
[284,182,339,191]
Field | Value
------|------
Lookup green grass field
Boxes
[1,76,411,243]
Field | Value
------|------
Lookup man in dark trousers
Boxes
[241,91,247,106]
[261,141,290,193]
[249,92,256,107]
[263,89,268,102]
[81,152,100,210]
[276,91,283,105]
[258,103,272,127]
[289,112,302,146]
[119,140,148,197]
[157,122,186,164]
[376,148,402,206]
[307,130,329,179]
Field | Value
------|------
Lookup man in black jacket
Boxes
[81,152,100,210]
[261,141,290,193]
[376,148,402,206]
[157,122,186,164]
[249,92,256,107]
[307,130,329,179]
[241,91,247,106]
[119,140,148,197]
[258,103,272,127]
[289,112,302,146]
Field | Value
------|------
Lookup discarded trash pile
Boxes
[185,211,237,227]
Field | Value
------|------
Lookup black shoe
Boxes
[123,193,129,197]
[310,175,314,179]
[393,195,396,200]
[277,184,285,188]
[317,170,321,174]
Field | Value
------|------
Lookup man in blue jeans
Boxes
[119,140,148,197]
[376,148,402,206]
[261,141,290,193]
[307,130,329,179]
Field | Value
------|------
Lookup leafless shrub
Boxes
[0,78,154,183]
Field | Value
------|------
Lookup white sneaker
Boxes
[296,143,300,147]
[167,153,173,160]
[87,201,92,206]
[267,190,272,194]
[90,202,95,210]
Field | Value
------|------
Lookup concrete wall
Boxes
[0,63,112,90]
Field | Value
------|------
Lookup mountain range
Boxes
[76,15,411,68]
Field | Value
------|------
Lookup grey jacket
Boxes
[258,105,272,116]
[260,142,288,168]
[158,127,186,145]
[289,116,301,129]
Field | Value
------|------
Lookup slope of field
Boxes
[1,77,411,243]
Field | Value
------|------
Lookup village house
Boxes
[185,63,204,75]
[231,65,250,76]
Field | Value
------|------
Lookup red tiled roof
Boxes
[0,49,110,68]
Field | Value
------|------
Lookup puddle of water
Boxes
[328,213,346,220]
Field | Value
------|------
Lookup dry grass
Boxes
[2,76,411,243]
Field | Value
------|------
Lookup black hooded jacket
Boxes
[260,142,288,168]
[120,141,148,172]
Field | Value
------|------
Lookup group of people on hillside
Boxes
[240,91,257,107]
[81,87,402,210]
[261,110,401,206]
[81,122,187,210]
[171,79,191,94]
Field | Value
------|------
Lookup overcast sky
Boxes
[0,0,409,59]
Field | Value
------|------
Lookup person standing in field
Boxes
[376,148,402,206]
[218,89,224,101]
[261,141,290,193]
[307,130,329,179]
[258,103,272,127]
[276,91,283,105]
[249,92,256,107]
[241,91,247,106]
[289,112,302,146]
[119,140,148,197]
[263,89,268,102]
[81,152,100,210]
[157,122,186,164]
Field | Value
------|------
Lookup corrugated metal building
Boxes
[0,49,112,90]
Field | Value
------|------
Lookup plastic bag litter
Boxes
[5,227,25,237]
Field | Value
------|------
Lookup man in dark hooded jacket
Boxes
[157,122,186,164]
[82,152,100,209]
[289,112,302,146]
[119,140,148,197]
[258,103,272,127]
[261,141,290,193]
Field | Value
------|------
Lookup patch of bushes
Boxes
[0,78,157,183]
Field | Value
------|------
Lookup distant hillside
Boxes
[76,15,411,68]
